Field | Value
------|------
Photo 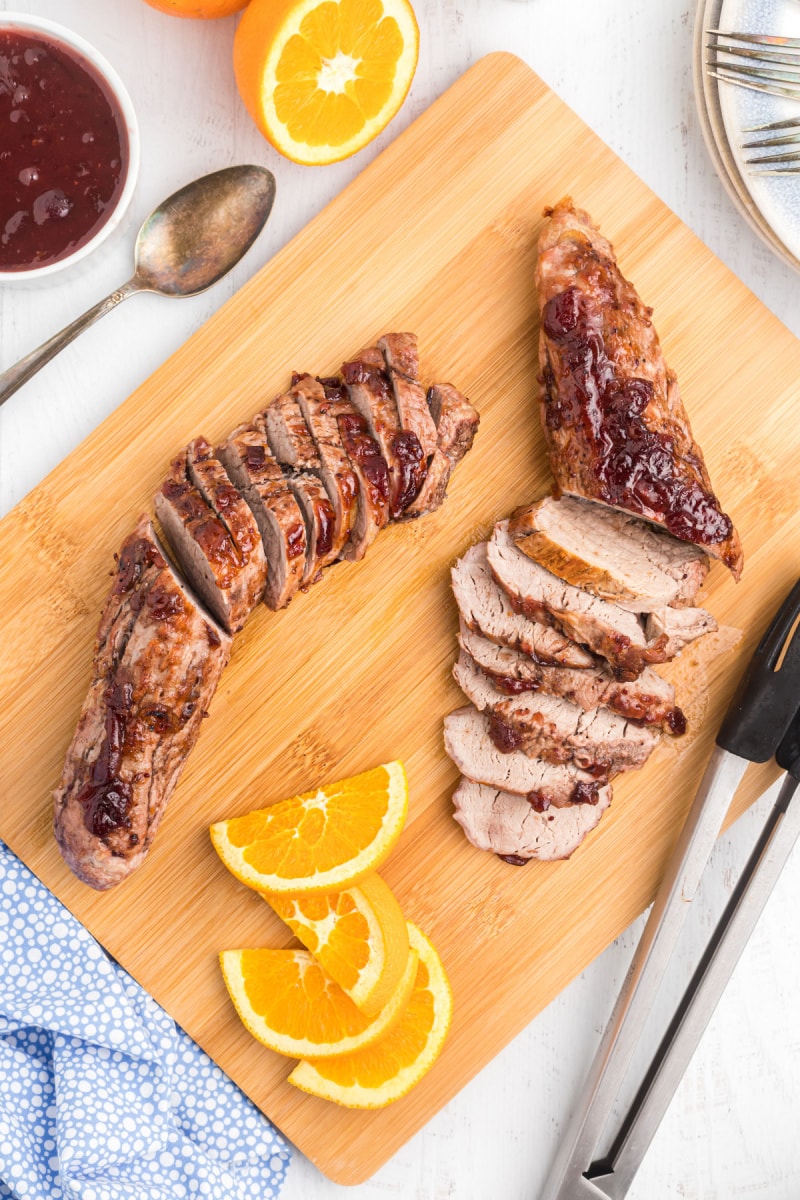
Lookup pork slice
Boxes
[428,382,480,467]
[284,470,338,585]
[454,649,659,773]
[452,778,611,862]
[536,198,743,579]
[508,494,709,612]
[378,332,438,458]
[216,424,307,610]
[186,436,267,624]
[488,520,671,681]
[289,373,359,560]
[459,623,685,734]
[401,448,452,519]
[263,391,321,471]
[645,605,718,658]
[53,516,231,890]
[452,542,595,669]
[315,376,391,559]
[154,449,245,633]
[444,707,611,807]
[403,381,480,519]
[341,344,424,517]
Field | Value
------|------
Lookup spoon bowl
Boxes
[134,165,276,297]
[0,164,276,406]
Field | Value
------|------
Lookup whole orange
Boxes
[142,0,249,18]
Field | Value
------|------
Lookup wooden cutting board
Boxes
[1,52,799,1185]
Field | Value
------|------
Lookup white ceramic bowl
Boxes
[0,14,140,283]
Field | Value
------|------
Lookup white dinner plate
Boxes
[694,0,800,271]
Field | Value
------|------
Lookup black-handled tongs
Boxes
[541,579,800,1200]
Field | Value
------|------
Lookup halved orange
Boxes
[233,0,420,164]
[142,0,248,17]
[265,872,410,1017]
[289,922,452,1107]
[220,941,418,1057]
[210,761,408,894]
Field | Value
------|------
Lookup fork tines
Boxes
[706,30,800,172]
[706,28,800,106]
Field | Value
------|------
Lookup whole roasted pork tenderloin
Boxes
[53,516,231,890]
[535,198,743,579]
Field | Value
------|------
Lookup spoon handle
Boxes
[0,280,139,407]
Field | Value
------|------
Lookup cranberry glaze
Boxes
[0,28,128,270]
[541,286,733,548]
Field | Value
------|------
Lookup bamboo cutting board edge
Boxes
[1,53,800,1185]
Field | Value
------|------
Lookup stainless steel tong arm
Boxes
[540,746,748,1200]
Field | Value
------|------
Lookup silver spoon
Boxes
[0,164,276,406]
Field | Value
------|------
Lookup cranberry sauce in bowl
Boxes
[0,14,139,279]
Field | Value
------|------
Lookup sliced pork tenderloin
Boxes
[488,520,675,680]
[452,542,595,669]
[402,381,481,519]
[508,494,709,612]
[452,777,611,862]
[459,624,685,734]
[315,376,391,558]
[289,373,359,559]
[186,436,267,620]
[341,344,425,517]
[454,650,659,773]
[429,382,480,466]
[216,424,307,610]
[645,605,718,658]
[264,391,321,471]
[378,332,438,459]
[53,515,231,890]
[445,707,611,808]
[155,449,248,633]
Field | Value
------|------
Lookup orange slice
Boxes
[220,941,418,1057]
[143,0,248,17]
[265,872,410,1017]
[289,922,452,1107]
[232,0,420,165]
[210,761,408,894]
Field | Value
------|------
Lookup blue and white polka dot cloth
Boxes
[0,841,292,1200]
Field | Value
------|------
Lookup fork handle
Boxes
[0,279,138,407]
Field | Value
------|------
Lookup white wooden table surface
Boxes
[1,2,799,1197]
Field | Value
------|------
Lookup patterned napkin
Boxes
[0,841,291,1200]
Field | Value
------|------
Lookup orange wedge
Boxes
[265,872,410,1017]
[289,922,452,1107]
[210,761,408,894]
[232,0,420,165]
[220,942,418,1058]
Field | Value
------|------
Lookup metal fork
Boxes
[739,116,800,173]
[706,29,800,101]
